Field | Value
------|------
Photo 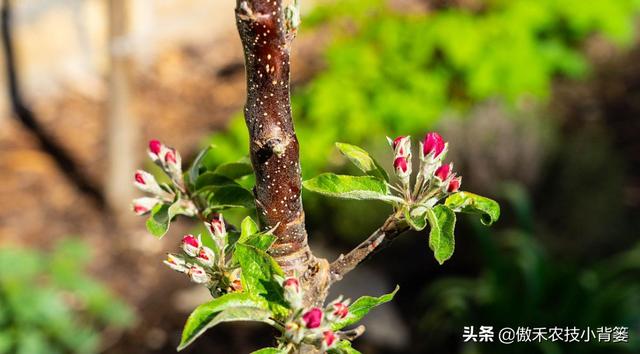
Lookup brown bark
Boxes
[234,0,329,302]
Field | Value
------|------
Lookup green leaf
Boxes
[426,205,456,265]
[195,172,237,190]
[214,160,253,180]
[239,217,260,243]
[328,340,362,354]
[209,185,255,209]
[251,348,287,354]
[188,146,214,189]
[238,217,275,252]
[302,173,402,203]
[332,286,399,330]
[235,244,288,316]
[445,191,500,225]
[145,203,171,238]
[404,205,428,231]
[178,293,274,351]
[335,142,389,182]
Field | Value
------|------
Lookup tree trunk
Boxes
[234,0,329,305]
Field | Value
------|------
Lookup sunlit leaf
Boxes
[145,203,171,238]
[404,205,428,231]
[335,142,389,181]
[445,191,500,225]
[328,340,362,354]
[235,244,288,316]
[303,173,402,203]
[178,293,274,351]
[332,286,399,330]
[426,205,456,265]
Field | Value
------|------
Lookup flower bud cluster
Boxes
[163,213,238,293]
[387,132,461,204]
[131,139,195,216]
[147,139,183,185]
[280,277,350,351]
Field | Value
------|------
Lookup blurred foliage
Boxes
[207,0,640,177]
[0,239,135,354]
[420,184,640,354]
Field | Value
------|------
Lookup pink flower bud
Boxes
[422,132,445,158]
[283,277,302,308]
[302,307,323,329]
[447,176,462,193]
[163,253,188,273]
[188,265,210,284]
[332,302,349,319]
[434,163,452,181]
[149,139,162,155]
[196,247,215,267]
[131,197,160,215]
[207,214,226,238]
[323,330,337,348]
[394,156,411,180]
[391,136,411,158]
[394,156,408,173]
[165,149,177,164]
[283,278,300,292]
[181,234,201,257]
[133,170,166,196]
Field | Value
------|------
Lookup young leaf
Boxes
[214,160,253,180]
[303,173,402,203]
[444,191,500,226]
[235,244,288,316]
[187,145,214,188]
[426,205,456,265]
[328,340,362,354]
[331,286,399,330]
[197,185,256,210]
[251,348,287,354]
[239,217,260,243]
[178,293,273,351]
[195,172,237,190]
[145,203,171,238]
[335,142,389,182]
[404,205,428,231]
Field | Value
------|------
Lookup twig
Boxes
[329,213,410,283]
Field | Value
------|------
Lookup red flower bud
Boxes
[332,302,349,319]
[181,234,201,257]
[392,136,405,150]
[447,176,461,193]
[188,265,209,284]
[323,330,337,348]
[149,139,162,155]
[207,214,226,237]
[302,307,323,329]
[391,136,411,158]
[394,156,408,173]
[422,132,445,158]
[197,247,215,267]
[434,163,452,181]
[131,197,160,215]
[283,278,300,292]
[134,171,145,184]
[165,149,177,164]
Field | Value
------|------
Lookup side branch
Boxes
[329,214,410,283]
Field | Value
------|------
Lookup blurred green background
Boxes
[1,0,639,353]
